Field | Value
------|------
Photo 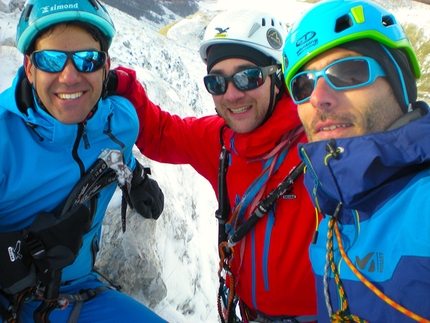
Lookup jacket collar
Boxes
[223,94,302,159]
[299,103,430,220]
[8,67,108,146]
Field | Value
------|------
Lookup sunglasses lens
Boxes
[326,59,370,87]
[233,68,263,91]
[73,51,106,72]
[32,51,106,73]
[204,75,227,95]
[204,67,268,95]
[291,73,315,103]
[32,51,68,73]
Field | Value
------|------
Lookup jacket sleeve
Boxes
[113,66,222,188]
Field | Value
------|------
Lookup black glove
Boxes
[130,162,164,220]
[27,204,91,273]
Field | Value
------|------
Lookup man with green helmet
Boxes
[0,0,165,322]
[283,0,430,322]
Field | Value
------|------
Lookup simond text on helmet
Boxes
[42,3,79,14]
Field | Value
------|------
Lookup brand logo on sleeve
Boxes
[8,241,22,262]
[355,252,384,273]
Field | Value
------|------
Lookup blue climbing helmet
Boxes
[16,0,116,54]
[282,0,421,94]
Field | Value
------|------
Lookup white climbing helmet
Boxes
[199,9,287,65]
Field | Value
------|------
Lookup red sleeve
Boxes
[113,66,223,191]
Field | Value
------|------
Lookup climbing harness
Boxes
[215,127,305,323]
[0,149,133,323]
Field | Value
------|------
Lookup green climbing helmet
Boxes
[16,0,116,54]
[282,0,421,93]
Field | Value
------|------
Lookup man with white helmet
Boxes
[111,9,318,323]
[283,0,430,322]
[0,0,165,322]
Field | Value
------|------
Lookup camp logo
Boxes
[41,3,79,14]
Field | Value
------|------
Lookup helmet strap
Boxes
[260,71,284,126]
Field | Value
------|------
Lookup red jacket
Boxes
[115,67,317,317]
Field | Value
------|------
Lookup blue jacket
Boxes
[0,67,137,284]
[299,105,430,322]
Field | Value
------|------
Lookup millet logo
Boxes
[8,240,22,262]
[355,252,384,273]
[42,3,79,14]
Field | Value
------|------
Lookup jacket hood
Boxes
[223,94,301,158]
[299,102,430,222]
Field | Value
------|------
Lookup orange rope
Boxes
[326,218,366,323]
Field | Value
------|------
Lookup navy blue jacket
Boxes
[299,104,430,322]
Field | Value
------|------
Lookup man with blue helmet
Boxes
[0,0,165,322]
[283,0,430,322]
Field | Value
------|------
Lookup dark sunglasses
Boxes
[30,50,107,73]
[203,65,279,95]
[290,56,386,104]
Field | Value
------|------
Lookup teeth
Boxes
[58,92,83,100]
[320,124,351,131]
[230,106,250,114]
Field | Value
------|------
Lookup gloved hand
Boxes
[28,204,91,273]
[130,161,164,220]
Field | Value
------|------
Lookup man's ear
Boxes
[23,55,34,84]
[105,56,111,77]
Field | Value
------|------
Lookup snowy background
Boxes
[1,0,429,322]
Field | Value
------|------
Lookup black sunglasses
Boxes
[204,65,279,95]
[30,50,107,73]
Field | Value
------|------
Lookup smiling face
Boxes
[209,58,278,134]
[24,24,109,124]
[296,47,403,142]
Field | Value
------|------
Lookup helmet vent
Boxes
[249,22,261,38]
[22,4,33,23]
[382,15,395,27]
[334,14,353,33]
[89,0,99,10]
[261,18,266,26]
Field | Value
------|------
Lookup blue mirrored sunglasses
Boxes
[30,50,107,73]
[290,56,386,104]
[204,65,279,95]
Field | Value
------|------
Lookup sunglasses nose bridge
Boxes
[58,56,83,82]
